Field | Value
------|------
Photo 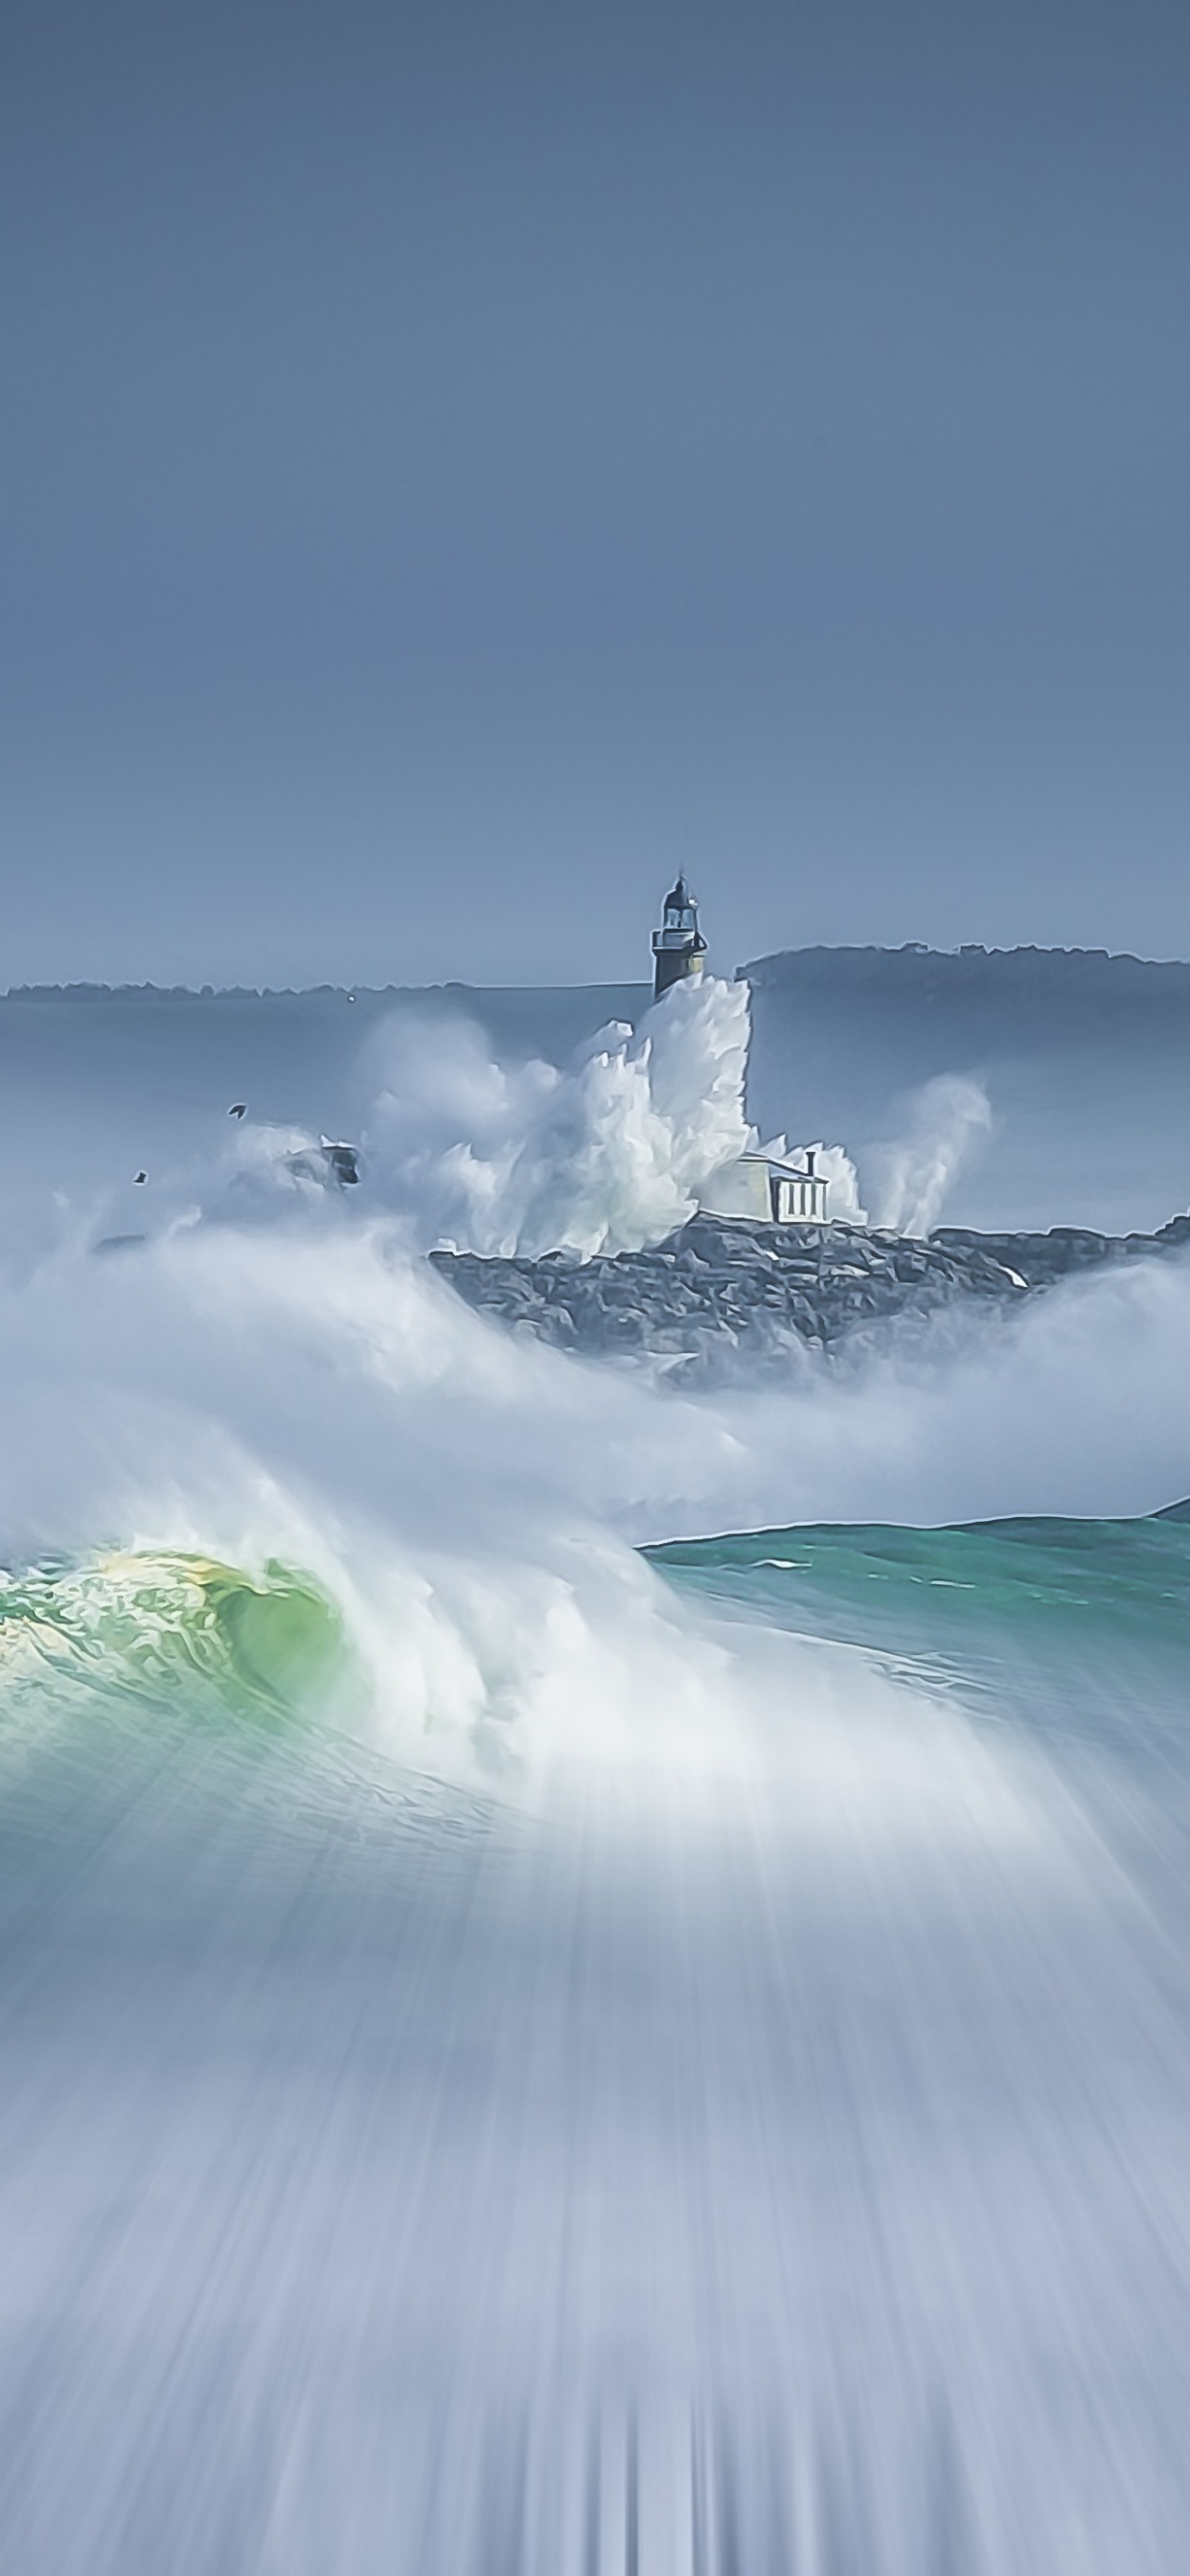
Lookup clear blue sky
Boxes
[4,0,1189,987]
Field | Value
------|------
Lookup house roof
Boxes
[738,1151,824,1180]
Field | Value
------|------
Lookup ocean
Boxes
[2,962,1190,2571]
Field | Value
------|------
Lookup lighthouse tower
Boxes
[651,875,708,1001]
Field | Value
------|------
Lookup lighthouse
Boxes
[651,875,708,1001]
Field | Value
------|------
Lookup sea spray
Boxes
[865,1071,993,1234]
[73,978,1003,1268]
[2,999,1190,2566]
[360,973,756,1255]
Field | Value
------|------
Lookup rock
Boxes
[429,1209,1190,1379]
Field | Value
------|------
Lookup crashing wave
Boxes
[0,1551,350,1730]
[361,974,755,1257]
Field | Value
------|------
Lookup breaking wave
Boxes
[0,1550,350,1732]
[3,985,1190,2569]
[361,973,755,1255]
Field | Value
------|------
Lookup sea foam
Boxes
[1,976,1189,2571]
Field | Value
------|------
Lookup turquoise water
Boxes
[650,1506,1190,1738]
[652,1509,1190,1910]
[651,1506,1190,1648]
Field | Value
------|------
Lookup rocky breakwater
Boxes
[430,1216,1017,1378]
[430,1212,1190,1378]
[930,1215,1190,1286]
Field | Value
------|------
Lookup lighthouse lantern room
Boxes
[652,876,708,1000]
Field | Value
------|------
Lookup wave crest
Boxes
[0,1551,349,1730]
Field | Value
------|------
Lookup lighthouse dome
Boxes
[652,875,708,1000]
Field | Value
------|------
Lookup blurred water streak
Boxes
[3,1540,1190,2574]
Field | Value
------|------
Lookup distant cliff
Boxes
[742,941,1190,1042]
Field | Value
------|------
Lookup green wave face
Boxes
[0,1551,351,1734]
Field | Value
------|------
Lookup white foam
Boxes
[353,975,752,1255]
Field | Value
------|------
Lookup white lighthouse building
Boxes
[649,877,832,1225]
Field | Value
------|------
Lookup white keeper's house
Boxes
[697,1145,830,1227]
